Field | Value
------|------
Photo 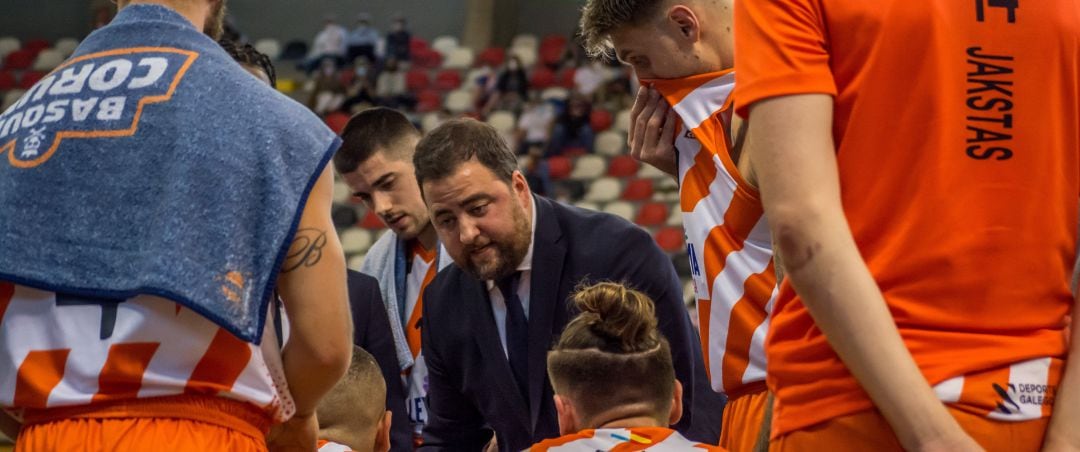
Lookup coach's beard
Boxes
[464,204,531,282]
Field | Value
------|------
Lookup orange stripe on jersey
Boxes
[0,282,13,326]
[92,342,160,404]
[14,349,71,408]
[185,329,251,394]
[957,366,1014,417]
[406,243,439,359]
[720,260,776,391]
[681,145,721,213]
[702,194,765,286]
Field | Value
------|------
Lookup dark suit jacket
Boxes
[419,196,722,452]
[348,270,412,452]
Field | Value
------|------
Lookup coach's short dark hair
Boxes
[413,118,518,188]
[333,107,421,174]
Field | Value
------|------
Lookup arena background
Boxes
[0,2,698,447]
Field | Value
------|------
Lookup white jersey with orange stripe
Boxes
[0,282,292,421]
[529,427,725,451]
[649,70,778,396]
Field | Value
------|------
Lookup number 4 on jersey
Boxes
[976,0,1018,24]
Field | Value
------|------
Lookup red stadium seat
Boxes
[0,71,15,91]
[4,49,35,70]
[18,71,45,90]
[548,156,572,180]
[324,111,351,134]
[406,69,431,91]
[557,68,576,89]
[635,202,669,227]
[562,147,588,158]
[434,69,462,91]
[607,155,640,178]
[590,109,613,133]
[359,210,385,230]
[23,39,50,54]
[539,45,564,67]
[621,178,654,201]
[530,66,556,90]
[541,35,568,51]
[416,90,442,113]
[477,47,505,67]
[413,49,443,69]
[654,227,685,253]
[409,37,429,54]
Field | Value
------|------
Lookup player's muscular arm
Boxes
[746,94,980,452]
[277,166,353,417]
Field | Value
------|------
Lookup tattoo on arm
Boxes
[282,228,327,273]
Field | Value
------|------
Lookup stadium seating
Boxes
[2,90,25,111]
[509,46,537,68]
[254,38,282,60]
[654,227,685,253]
[529,66,556,90]
[540,87,568,101]
[570,155,606,180]
[431,35,459,57]
[359,210,384,230]
[53,38,80,57]
[614,108,632,133]
[590,108,613,132]
[0,37,19,59]
[341,227,373,254]
[434,69,463,91]
[635,202,669,227]
[4,49,36,70]
[486,110,516,135]
[595,130,625,156]
[477,47,505,68]
[0,71,15,91]
[638,162,669,179]
[583,177,621,202]
[406,68,431,91]
[511,34,539,52]
[622,178,654,201]
[23,39,50,54]
[443,47,474,70]
[557,68,575,89]
[416,90,442,113]
[667,207,683,226]
[324,111,351,134]
[32,49,65,71]
[347,254,366,271]
[443,89,475,113]
[547,156,572,180]
[18,71,45,90]
[607,155,640,178]
[573,201,600,211]
[602,201,636,221]
[420,111,443,132]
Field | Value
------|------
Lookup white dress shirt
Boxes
[486,195,537,357]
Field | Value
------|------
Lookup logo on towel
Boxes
[0,47,198,168]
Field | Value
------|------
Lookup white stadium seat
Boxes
[431,35,460,57]
[53,38,80,56]
[442,47,475,70]
[32,49,66,71]
[595,130,625,156]
[254,38,282,60]
[486,110,516,135]
[444,89,475,114]
[583,177,622,203]
[570,155,606,180]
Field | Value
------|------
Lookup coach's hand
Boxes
[268,412,319,452]
[629,85,678,177]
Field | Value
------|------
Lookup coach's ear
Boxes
[667,5,702,43]
[668,380,684,426]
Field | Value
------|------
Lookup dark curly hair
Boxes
[218,39,277,88]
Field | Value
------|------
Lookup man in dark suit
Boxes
[413,119,722,451]
[347,270,412,452]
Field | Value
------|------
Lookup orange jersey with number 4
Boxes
[734,0,1079,438]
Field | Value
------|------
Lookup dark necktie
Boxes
[497,272,529,407]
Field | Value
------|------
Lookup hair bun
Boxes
[572,282,659,353]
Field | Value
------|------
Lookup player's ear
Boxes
[554,394,579,435]
[667,5,701,43]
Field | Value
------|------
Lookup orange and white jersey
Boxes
[529,427,725,451]
[403,242,438,433]
[933,356,1063,421]
[317,439,357,452]
[0,282,293,422]
[648,70,777,397]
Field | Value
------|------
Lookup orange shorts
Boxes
[14,395,269,452]
[719,385,769,452]
[770,406,1048,452]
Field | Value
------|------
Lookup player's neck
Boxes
[319,425,368,452]
[127,0,209,33]
[416,223,438,251]
[594,415,664,430]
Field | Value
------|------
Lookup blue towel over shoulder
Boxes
[0,5,341,344]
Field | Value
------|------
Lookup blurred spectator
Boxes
[343,57,377,113]
[305,15,348,73]
[515,95,555,155]
[385,17,412,62]
[375,58,414,110]
[348,13,380,65]
[547,94,595,156]
[91,1,114,29]
[483,56,529,115]
[308,58,347,115]
[573,60,610,99]
[522,146,553,197]
[595,75,634,112]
